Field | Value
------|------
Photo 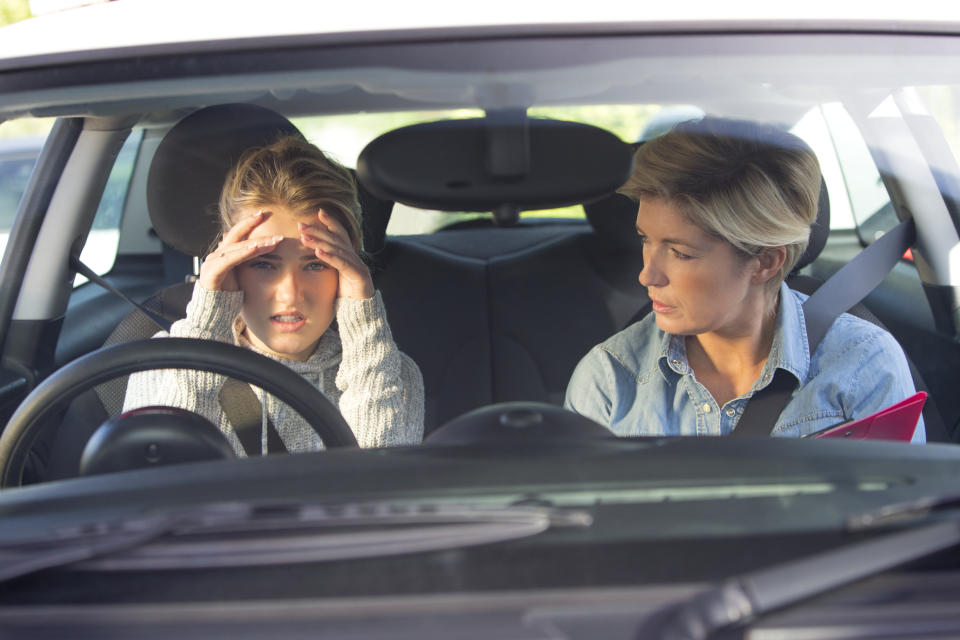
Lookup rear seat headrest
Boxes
[147,103,395,258]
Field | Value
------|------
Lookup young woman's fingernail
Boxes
[272,234,283,243]
[254,209,263,217]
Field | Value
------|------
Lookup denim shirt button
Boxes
[702,403,712,413]
[725,408,736,417]
[671,359,682,368]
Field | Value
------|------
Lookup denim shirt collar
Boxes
[655,281,810,391]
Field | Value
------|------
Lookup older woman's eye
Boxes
[671,248,694,260]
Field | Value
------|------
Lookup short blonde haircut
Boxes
[619,117,821,294]
[218,136,363,252]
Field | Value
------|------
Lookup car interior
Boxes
[0,28,955,489]
[5,93,951,485]
[6,19,960,636]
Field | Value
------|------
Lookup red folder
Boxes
[810,392,926,442]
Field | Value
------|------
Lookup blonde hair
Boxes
[218,136,362,252]
[619,117,821,294]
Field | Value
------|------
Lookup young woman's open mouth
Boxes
[270,311,307,332]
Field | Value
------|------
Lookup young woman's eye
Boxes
[305,261,329,272]
[248,260,275,270]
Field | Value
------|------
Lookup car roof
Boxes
[3,12,960,127]
[3,0,960,71]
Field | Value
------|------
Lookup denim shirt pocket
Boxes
[771,410,846,438]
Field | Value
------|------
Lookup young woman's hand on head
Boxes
[200,210,283,292]
[298,209,374,300]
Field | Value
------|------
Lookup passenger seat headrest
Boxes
[583,179,830,269]
[147,104,304,258]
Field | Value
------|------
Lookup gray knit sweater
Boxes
[123,282,424,455]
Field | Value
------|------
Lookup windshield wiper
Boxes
[640,520,960,640]
[845,492,960,531]
[0,501,591,583]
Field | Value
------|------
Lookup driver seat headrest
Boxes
[147,103,394,258]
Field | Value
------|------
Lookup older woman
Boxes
[565,117,925,441]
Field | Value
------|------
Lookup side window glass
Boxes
[791,104,894,239]
[74,129,143,285]
[0,117,55,259]
[914,86,960,171]
[0,120,140,283]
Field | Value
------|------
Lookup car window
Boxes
[0,118,140,284]
[73,129,142,285]
[916,85,960,169]
[0,117,54,257]
[790,103,896,240]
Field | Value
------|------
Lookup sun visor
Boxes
[356,115,633,225]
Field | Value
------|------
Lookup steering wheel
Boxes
[0,338,358,487]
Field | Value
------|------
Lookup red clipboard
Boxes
[809,392,926,442]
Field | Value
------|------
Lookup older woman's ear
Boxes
[752,246,788,285]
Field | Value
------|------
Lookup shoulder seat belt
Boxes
[732,218,916,437]
[219,378,287,455]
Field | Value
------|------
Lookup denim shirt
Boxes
[564,282,926,442]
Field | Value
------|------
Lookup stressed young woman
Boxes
[123,136,424,454]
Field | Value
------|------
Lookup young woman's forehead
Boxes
[260,237,317,259]
[242,205,311,240]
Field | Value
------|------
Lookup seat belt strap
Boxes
[219,378,288,455]
[729,369,799,438]
[801,218,915,355]
[732,218,916,437]
[70,254,172,332]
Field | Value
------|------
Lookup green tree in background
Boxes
[0,0,31,26]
